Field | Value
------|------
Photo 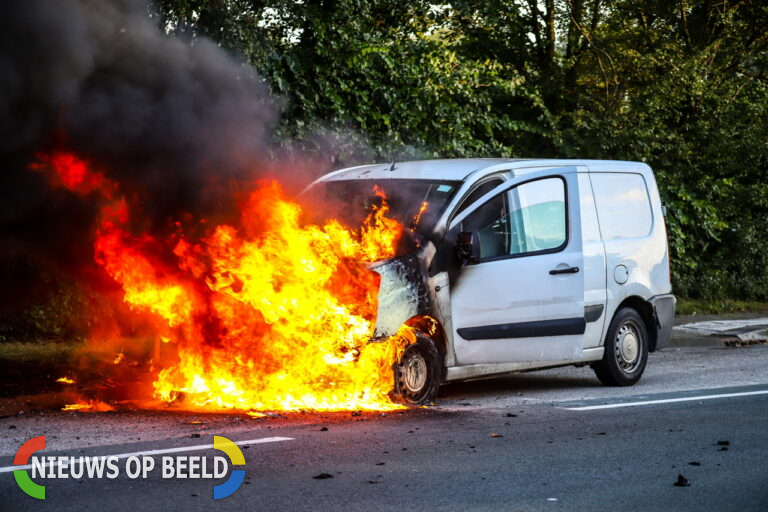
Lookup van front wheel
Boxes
[592,307,649,386]
[393,333,442,405]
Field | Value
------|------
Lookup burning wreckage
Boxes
[307,157,676,401]
[39,155,676,414]
[33,152,452,413]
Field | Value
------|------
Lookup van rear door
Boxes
[447,167,586,365]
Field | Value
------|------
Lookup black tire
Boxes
[592,307,649,386]
[392,332,442,405]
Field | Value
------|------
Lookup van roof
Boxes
[315,158,648,183]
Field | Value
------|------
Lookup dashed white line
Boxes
[562,389,768,411]
[0,436,293,473]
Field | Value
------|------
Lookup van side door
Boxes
[578,172,609,350]
[447,168,586,365]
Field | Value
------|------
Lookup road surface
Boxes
[1,330,767,511]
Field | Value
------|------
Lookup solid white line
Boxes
[0,436,292,474]
[563,389,768,411]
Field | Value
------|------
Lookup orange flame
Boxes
[36,151,413,412]
[63,401,115,412]
[359,185,403,261]
[410,201,429,232]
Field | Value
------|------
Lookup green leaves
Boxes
[155,0,768,299]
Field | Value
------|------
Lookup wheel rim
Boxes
[614,321,642,373]
[402,352,428,393]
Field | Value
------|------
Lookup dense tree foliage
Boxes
[152,0,767,301]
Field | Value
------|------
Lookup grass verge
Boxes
[0,339,81,362]
[0,339,82,398]
[676,298,768,316]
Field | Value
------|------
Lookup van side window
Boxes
[454,178,503,216]
[462,192,509,259]
[590,173,653,239]
[508,178,566,254]
[462,177,566,261]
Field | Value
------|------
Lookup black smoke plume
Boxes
[0,0,287,336]
[1,0,279,221]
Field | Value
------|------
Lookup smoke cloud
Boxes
[0,0,304,284]
[0,0,323,337]
[0,0,282,226]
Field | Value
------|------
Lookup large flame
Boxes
[36,151,415,412]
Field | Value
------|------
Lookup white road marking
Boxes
[0,436,292,473]
[562,389,768,411]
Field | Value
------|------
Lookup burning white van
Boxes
[308,159,676,404]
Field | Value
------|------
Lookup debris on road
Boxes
[674,474,691,487]
[313,473,334,479]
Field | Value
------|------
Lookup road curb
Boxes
[670,314,768,349]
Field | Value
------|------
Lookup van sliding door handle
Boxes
[549,266,580,275]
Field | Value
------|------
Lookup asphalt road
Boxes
[2,342,768,511]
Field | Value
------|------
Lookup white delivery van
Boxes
[308,159,676,404]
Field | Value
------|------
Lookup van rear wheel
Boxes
[393,332,442,405]
[592,307,648,386]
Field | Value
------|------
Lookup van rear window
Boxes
[590,173,653,239]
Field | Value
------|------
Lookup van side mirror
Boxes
[456,231,480,266]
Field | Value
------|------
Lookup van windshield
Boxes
[310,179,461,241]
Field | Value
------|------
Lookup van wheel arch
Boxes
[404,316,447,379]
[392,329,443,405]
[614,296,658,352]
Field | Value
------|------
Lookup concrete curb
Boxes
[670,314,768,349]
